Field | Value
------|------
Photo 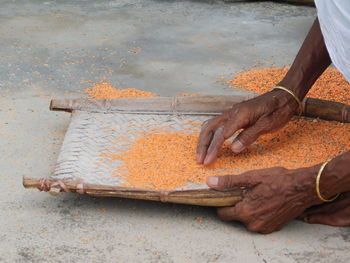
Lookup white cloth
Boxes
[315,0,350,83]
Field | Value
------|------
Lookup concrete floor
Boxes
[0,0,349,262]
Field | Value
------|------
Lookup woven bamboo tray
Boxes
[23,96,349,206]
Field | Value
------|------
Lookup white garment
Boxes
[315,0,350,83]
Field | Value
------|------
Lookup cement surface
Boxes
[0,1,349,262]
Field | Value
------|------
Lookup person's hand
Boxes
[197,90,299,165]
[299,192,350,226]
[207,166,322,234]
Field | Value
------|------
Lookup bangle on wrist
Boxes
[272,85,303,115]
[316,159,340,202]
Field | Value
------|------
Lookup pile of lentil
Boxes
[84,81,157,99]
[85,74,349,190]
[228,67,350,104]
[84,82,197,99]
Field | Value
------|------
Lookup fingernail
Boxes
[207,176,219,187]
[231,140,245,153]
[203,155,212,165]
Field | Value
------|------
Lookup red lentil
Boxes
[228,67,350,104]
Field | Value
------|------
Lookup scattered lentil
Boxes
[176,92,199,97]
[105,118,349,190]
[85,75,349,191]
[228,67,350,104]
[197,217,203,223]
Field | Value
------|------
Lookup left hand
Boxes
[207,166,322,234]
[196,91,298,165]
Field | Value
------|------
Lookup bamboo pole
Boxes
[23,177,243,207]
[49,96,251,114]
[50,96,350,123]
[303,98,350,123]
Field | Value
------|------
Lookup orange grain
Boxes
[228,67,350,104]
[84,82,198,99]
[86,73,349,191]
[84,82,157,99]
[105,118,349,190]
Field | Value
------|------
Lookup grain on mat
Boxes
[86,74,349,191]
[105,118,349,190]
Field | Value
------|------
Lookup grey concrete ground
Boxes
[0,0,349,262]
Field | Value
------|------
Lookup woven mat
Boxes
[24,96,253,206]
[54,110,209,190]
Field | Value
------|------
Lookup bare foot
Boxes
[299,192,350,227]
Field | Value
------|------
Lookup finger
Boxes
[200,106,250,164]
[306,214,329,225]
[204,118,246,165]
[296,212,309,222]
[231,118,269,153]
[203,126,225,165]
[196,121,214,164]
[258,222,285,234]
[207,172,261,191]
[307,213,343,226]
[231,106,292,154]
[217,206,242,221]
[260,204,305,233]
[307,206,350,227]
[301,204,335,218]
[301,193,350,217]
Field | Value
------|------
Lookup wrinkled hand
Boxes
[299,192,350,227]
[207,166,321,234]
[197,90,299,165]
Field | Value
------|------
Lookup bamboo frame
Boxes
[50,96,350,123]
[303,98,350,123]
[23,95,349,207]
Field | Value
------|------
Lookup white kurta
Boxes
[315,0,350,83]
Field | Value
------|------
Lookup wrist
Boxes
[269,89,300,115]
[293,165,323,205]
[320,152,350,197]
[297,152,350,205]
[277,78,308,101]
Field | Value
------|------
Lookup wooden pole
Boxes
[303,98,350,123]
[50,96,350,123]
[23,177,243,207]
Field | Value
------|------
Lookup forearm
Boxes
[278,18,332,100]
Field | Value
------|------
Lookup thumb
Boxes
[207,173,261,191]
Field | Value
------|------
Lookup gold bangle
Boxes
[316,159,340,202]
[272,85,303,115]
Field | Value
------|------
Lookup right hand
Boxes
[206,165,321,234]
[196,90,299,165]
